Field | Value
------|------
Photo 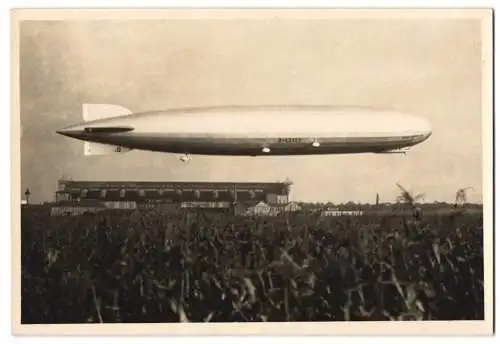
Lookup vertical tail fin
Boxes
[82,103,132,122]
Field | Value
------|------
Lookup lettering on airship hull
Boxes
[277,138,303,144]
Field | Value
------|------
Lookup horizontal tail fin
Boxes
[82,103,132,122]
[84,142,131,156]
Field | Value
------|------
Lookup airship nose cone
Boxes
[407,114,431,135]
[411,116,432,142]
[422,119,432,138]
[56,125,85,138]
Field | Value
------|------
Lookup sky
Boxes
[19,16,485,204]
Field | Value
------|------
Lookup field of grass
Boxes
[20,208,484,323]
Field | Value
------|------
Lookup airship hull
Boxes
[57,105,432,156]
[80,133,421,156]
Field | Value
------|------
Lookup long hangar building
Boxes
[52,178,294,215]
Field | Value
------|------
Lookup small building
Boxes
[242,201,303,217]
[321,207,364,217]
[50,200,107,216]
[104,200,137,210]
[248,201,273,216]
[243,201,273,216]
[180,201,232,209]
[282,202,303,213]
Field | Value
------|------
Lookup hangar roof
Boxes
[57,179,291,194]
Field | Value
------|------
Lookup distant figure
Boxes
[24,188,31,205]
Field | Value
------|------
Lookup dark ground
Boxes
[20,208,484,323]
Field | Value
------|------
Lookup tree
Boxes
[395,183,425,205]
[395,183,425,220]
[456,187,473,206]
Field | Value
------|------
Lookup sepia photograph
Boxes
[11,8,494,336]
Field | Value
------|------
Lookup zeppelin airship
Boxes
[56,104,432,162]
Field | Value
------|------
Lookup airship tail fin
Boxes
[84,142,131,156]
[82,103,132,122]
